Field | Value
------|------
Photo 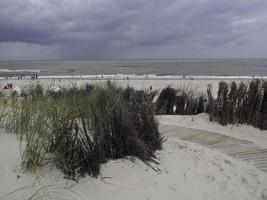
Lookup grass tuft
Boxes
[0,82,162,179]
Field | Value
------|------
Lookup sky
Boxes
[0,0,267,60]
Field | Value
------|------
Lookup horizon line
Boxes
[1,57,267,62]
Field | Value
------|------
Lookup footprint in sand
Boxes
[241,176,258,194]
[204,174,215,183]
[262,189,267,200]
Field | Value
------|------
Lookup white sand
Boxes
[158,113,267,148]
[1,77,267,200]
[1,127,267,200]
[0,75,256,96]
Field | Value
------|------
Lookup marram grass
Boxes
[0,83,162,179]
[155,79,267,130]
[208,79,267,130]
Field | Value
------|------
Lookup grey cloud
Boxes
[0,42,62,60]
[0,0,267,59]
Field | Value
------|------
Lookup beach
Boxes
[0,76,267,200]
[2,0,267,198]
[1,74,266,96]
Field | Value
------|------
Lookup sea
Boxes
[0,59,267,76]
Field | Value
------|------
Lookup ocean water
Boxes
[0,59,267,76]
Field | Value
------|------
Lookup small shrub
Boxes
[156,87,176,114]
[157,86,207,115]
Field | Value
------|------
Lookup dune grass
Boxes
[155,86,206,115]
[155,79,267,130]
[208,79,267,130]
[0,83,162,179]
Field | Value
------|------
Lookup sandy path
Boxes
[159,124,267,173]
[1,127,267,199]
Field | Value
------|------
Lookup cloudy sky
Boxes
[0,0,267,60]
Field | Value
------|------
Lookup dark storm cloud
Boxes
[0,0,267,59]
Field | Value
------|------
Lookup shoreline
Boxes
[0,74,267,80]
[1,74,266,95]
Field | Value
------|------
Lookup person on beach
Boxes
[4,83,13,89]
